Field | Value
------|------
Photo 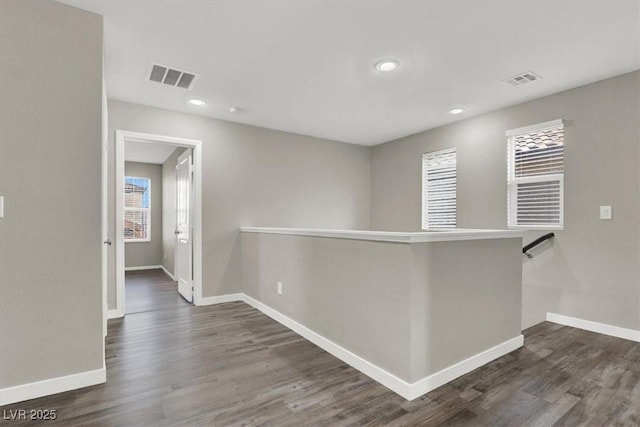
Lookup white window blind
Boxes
[422,148,457,229]
[507,119,564,229]
[124,176,151,241]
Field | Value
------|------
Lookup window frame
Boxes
[124,176,152,242]
[422,147,457,230]
[507,119,564,230]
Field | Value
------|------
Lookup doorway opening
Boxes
[112,130,203,317]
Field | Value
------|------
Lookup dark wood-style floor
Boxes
[125,269,191,315]
[2,270,639,426]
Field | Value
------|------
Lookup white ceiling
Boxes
[62,0,640,146]
[125,140,177,164]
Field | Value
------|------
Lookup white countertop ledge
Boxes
[240,227,523,243]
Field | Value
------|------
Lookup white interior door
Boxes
[175,149,193,302]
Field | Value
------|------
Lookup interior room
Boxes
[122,141,190,314]
[1,0,638,425]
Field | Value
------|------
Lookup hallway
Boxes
[125,269,190,315]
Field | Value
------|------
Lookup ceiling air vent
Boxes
[148,64,197,90]
[504,71,541,87]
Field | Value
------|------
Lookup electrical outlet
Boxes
[600,205,612,220]
[277,282,283,295]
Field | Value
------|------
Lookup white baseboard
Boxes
[197,293,244,306]
[160,265,175,281]
[124,265,163,271]
[408,335,523,400]
[125,290,523,401]
[0,368,106,406]
[547,312,640,342]
[239,294,523,401]
[107,308,124,319]
[240,294,414,398]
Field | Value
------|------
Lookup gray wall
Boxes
[124,161,163,268]
[106,100,371,308]
[409,239,522,380]
[242,233,522,382]
[162,147,187,277]
[371,71,640,331]
[243,233,413,379]
[0,0,104,388]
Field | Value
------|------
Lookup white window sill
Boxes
[508,225,563,231]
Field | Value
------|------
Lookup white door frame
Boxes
[101,80,109,338]
[113,130,203,317]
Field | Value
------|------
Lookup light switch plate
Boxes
[0,196,3,218]
[599,205,612,220]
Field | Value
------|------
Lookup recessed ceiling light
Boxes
[449,107,466,115]
[374,59,399,72]
[188,97,207,107]
[229,107,243,114]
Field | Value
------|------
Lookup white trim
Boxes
[197,293,244,306]
[546,313,640,342]
[114,130,203,315]
[510,225,564,231]
[115,133,125,318]
[233,293,522,401]
[107,308,124,319]
[240,227,522,243]
[239,294,416,398]
[408,335,523,400]
[192,141,203,306]
[124,265,163,271]
[105,290,523,400]
[125,262,176,280]
[101,77,108,340]
[505,119,564,136]
[160,265,175,281]
[0,368,106,406]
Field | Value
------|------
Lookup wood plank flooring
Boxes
[125,269,190,315]
[2,270,638,426]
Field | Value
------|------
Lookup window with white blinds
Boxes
[422,148,457,229]
[507,119,564,229]
[124,176,151,241]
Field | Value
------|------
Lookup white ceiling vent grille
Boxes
[504,71,541,87]
[148,64,197,89]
